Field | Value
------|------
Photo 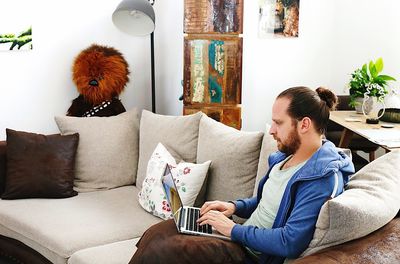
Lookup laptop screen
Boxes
[161,164,184,226]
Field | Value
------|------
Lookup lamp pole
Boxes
[112,0,156,113]
[150,31,155,113]
[149,0,155,113]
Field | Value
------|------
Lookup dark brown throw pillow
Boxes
[130,219,246,264]
[0,141,6,195]
[2,129,79,199]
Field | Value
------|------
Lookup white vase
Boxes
[362,96,385,121]
[354,97,364,114]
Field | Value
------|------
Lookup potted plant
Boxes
[348,58,396,113]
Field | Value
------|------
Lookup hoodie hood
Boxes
[269,140,354,183]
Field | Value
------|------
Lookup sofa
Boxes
[0,109,399,264]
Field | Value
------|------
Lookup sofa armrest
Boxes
[293,217,400,264]
[0,140,6,195]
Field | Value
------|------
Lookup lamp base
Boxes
[366,118,379,124]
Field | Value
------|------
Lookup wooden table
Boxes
[329,111,400,152]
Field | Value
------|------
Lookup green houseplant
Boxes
[348,58,396,109]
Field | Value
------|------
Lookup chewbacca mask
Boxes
[67,44,130,117]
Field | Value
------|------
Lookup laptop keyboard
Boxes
[183,208,212,234]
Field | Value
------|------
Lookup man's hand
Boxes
[197,210,235,237]
[199,201,236,217]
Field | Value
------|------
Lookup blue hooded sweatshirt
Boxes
[231,140,354,264]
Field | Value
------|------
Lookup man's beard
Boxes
[276,128,301,156]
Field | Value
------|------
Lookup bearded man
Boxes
[198,86,355,264]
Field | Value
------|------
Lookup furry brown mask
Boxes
[72,44,129,105]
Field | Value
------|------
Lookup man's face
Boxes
[269,97,301,155]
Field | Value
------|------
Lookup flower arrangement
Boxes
[348,58,396,107]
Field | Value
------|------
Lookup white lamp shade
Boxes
[112,0,155,36]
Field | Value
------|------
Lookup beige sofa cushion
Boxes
[136,110,203,189]
[55,109,140,192]
[302,150,400,256]
[68,238,140,264]
[254,124,277,196]
[197,115,264,202]
[0,186,161,264]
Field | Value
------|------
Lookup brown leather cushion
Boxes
[2,129,79,199]
[293,217,400,264]
[130,219,246,264]
[0,234,52,264]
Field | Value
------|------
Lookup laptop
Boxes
[161,164,231,240]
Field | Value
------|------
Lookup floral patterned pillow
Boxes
[138,143,211,220]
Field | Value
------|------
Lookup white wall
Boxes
[1,0,400,140]
[329,0,400,94]
[156,0,400,132]
[153,1,184,116]
[0,0,152,140]
[240,0,336,132]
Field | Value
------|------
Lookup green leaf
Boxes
[360,67,369,81]
[0,33,15,38]
[369,61,378,78]
[378,74,396,81]
[375,58,384,73]
[373,76,386,86]
[362,64,368,74]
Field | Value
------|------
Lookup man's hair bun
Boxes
[316,87,338,110]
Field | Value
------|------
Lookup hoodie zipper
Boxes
[279,174,327,226]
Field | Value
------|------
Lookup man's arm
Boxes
[199,196,259,219]
[231,174,336,258]
[231,197,259,219]
[198,197,258,236]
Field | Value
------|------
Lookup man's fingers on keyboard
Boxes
[200,201,213,214]
[200,201,218,215]
[198,210,216,224]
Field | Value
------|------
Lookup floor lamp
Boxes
[112,0,156,113]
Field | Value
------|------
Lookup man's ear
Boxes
[298,117,312,133]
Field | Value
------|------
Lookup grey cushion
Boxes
[254,124,277,196]
[136,110,203,189]
[68,238,140,264]
[0,186,161,264]
[302,150,400,256]
[197,115,264,202]
[55,109,140,192]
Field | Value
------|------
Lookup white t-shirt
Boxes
[244,155,307,229]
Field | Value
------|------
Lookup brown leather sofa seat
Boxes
[294,216,400,264]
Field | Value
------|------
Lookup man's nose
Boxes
[269,125,276,135]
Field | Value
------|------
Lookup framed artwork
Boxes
[184,0,243,34]
[183,35,242,106]
[183,0,243,130]
[184,106,241,129]
[0,7,32,51]
[258,0,300,38]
